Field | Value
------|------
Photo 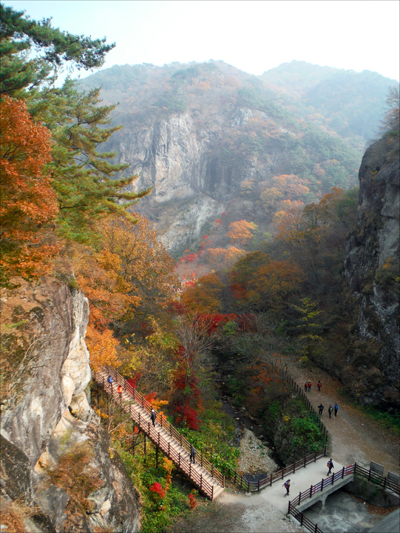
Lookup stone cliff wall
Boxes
[344,136,399,407]
[109,108,283,254]
[0,278,141,532]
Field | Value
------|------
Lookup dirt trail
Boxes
[283,355,399,474]
[168,356,399,533]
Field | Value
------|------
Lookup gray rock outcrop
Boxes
[0,278,141,532]
[344,135,399,407]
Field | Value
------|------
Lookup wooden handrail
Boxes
[93,366,223,500]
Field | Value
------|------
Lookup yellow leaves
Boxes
[240,178,254,195]
[206,247,246,269]
[226,220,256,245]
[85,325,119,371]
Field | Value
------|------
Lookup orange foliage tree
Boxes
[227,220,256,246]
[75,215,177,369]
[0,96,59,284]
[206,246,246,270]
[180,273,224,314]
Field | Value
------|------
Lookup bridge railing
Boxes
[94,365,225,491]
[288,462,400,532]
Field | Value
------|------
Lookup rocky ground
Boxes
[238,429,278,477]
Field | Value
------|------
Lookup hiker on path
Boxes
[305,382,308,392]
[308,380,312,391]
[190,446,196,464]
[317,381,322,391]
[283,479,291,496]
[107,375,113,384]
[117,384,123,400]
[150,409,156,427]
[328,405,333,418]
[334,403,339,417]
[318,404,324,415]
[327,458,334,475]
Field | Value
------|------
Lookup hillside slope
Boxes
[79,61,375,255]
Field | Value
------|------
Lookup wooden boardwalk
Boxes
[93,366,225,500]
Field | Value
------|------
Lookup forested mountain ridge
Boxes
[261,60,397,144]
[78,60,394,256]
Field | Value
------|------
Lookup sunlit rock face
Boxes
[0,280,141,532]
[345,136,399,407]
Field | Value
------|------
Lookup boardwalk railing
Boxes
[225,360,329,492]
[288,463,400,533]
[227,447,327,493]
[93,365,225,499]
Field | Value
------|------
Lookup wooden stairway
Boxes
[93,366,225,500]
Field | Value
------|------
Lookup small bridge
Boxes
[288,463,400,533]
[92,365,225,500]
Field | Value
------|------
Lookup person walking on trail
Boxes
[328,405,333,418]
[318,403,324,416]
[190,446,196,464]
[327,458,334,475]
[283,479,291,496]
[150,409,156,427]
[305,382,308,392]
[317,381,322,392]
[308,380,312,391]
[117,384,122,400]
[334,403,339,417]
[107,375,113,384]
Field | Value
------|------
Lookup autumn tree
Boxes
[228,251,270,307]
[227,220,257,246]
[180,273,224,314]
[170,317,214,429]
[0,96,59,285]
[206,246,246,270]
[251,260,306,316]
[73,215,177,369]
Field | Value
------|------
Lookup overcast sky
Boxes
[4,0,400,81]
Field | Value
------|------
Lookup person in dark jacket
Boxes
[317,381,322,391]
[327,458,334,475]
[334,403,339,417]
[150,409,156,427]
[190,446,196,464]
[328,405,333,418]
[283,479,291,496]
[318,404,324,415]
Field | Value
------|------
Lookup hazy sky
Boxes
[4,0,400,81]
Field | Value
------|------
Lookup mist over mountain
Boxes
[78,60,395,255]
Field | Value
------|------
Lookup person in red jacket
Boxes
[318,381,322,391]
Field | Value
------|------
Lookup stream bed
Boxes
[303,490,397,532]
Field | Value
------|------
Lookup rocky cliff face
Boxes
[79,61,361,256]
[344,136,399,407]
[0,279,140,532]
[114,110,242,253]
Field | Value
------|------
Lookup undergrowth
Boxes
[112,394,239,533]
